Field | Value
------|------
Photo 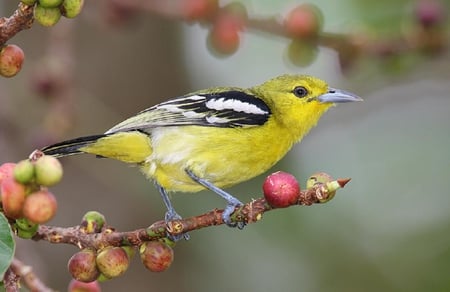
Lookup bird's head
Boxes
[252,74,362,137]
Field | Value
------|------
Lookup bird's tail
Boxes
[42,135,107,158]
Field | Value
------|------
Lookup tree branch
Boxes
[0,3,34,46]
[33,178,350,250]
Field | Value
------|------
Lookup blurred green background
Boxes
[1,0,450,291]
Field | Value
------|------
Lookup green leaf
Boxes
[0,212,15,281]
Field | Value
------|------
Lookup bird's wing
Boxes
[105,90,272,134]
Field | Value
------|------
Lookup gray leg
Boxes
[185,169,246,229]
[155,182,189,241]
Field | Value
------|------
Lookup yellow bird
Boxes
[42,75,361,235]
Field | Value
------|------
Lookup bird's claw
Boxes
[222,201,246,229]
[165,210,190,241]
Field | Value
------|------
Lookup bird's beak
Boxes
[318,88,363,103]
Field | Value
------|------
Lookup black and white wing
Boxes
[105,90,271,134]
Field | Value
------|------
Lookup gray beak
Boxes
[318,88,363,103]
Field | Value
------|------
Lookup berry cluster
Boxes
[0,155,62,239]
[67,211,174,287]
[23,0,84,27]
[181,1,323,64]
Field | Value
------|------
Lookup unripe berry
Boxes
[181,0,218,21]
[81,211,106,234]
[0,163,16,185]
[39,0,63,8]
[284,4,323,38]
[0,44,25,78]
[23,190,57,224]
[34,5,61,27]
[139,241,174,272]
[34,155,63,187]
[286,40,318,67]
[68,249,100,283]
[13,159,35,184]
[68,279,101,292]
[61,0,85,19]
[263,171,300,208]
[96,247,129,279]
[1,177,26,218]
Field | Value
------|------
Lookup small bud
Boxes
[68,279,101,292]
[15,218,39,239]
[34,5,62,27]
[263,171,300,208]
[68,249,100,283]
[23,190,57,224]
[139,241,174,272]
[81,211,106,234]
[1,177,26,219]
[61,0,85,19]
[0,45,25,78]
[96,247,129,279]
[13,159,35,184]
[306,172,337,203]
[34,155,63,187]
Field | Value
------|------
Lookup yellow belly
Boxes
[143,124,295,193]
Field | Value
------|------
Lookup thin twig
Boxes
[0,3,34,46]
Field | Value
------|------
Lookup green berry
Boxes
[61,0,84,18]
[81,211,106,234]
[39,0,63,8]
[34,5,61,27]
[13,159,35,184]
[34,155,63,187]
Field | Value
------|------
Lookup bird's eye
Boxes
[293,86,308,98]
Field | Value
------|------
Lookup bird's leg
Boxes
[185,169,246,229]
[154,182,189,241]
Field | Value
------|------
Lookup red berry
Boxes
[263,171,300,208]
[68,249,100,283]
[0,45,24,78]
[1,177,26,219]
[23,190,57,224]
[0,163,16,185]
[139,241,174,272]
[181,0,218,21]
[284,4,323,38]
[207,13,241,56]
[415,0,445,28]
[68,279,101,292]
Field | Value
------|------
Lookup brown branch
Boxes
[33,179,350,250]
[7,258,54,292]
[0,3,34,46]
